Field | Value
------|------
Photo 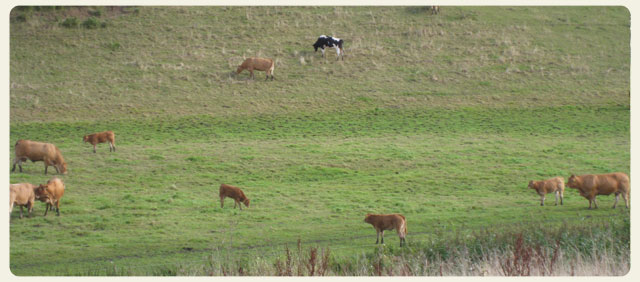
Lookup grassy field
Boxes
[8,6,630,275]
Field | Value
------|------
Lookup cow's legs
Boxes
[55,201,60,216]
[380,230,385,244]
[93,144,97,153]
[592,197,598,209]
[614,193,620,209]
[622,192,629,208]
[554,192,559,206]
[560,190,564,205]
[44,203,50,216]
[334,46,340,61]
[54,165,59,174]
[44,164,48,175]
[321,48,325,58]
[27,202,33,217]
[220,196,225,208]
[540,195,545,206]
[375,230,379,244]
[11,157,20,172]
[19,206,24,219]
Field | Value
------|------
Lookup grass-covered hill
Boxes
[8,6,630,275]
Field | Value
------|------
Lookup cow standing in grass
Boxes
[12,140,68,175]
[219,184,250,210]
[528,177,565,206]
[10,183,37,219]
[567,173,630,209]
[364,213,407,247]
[83,131,116,153]
[35,177,65,216]
[313,35,345,61]
[236,57,275,81]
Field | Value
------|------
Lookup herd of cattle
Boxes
[9,128,631,246]
[9,30,630,246]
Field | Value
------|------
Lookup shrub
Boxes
[60,17,78,28]
[82,17,99,29]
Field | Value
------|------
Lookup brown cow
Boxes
[364,213,407,247]
[236,57,275,81]
[83,131,116,153]
[10,183,37,219]
[12,140,68,175]
[528,177,565,206]
[567,173,630,209]
[34,177,65,216]
[219,184,250,210]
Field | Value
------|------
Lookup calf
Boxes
[219,184,250,210]
[83,131,116,153]
[312,35,345,61]
[236,57,275,81]
[12,140,68,175]
[10,183,37,219]
[34,177,65,216]
[567,173,630,209]
[364,213,407,247]
[528,177,565,206]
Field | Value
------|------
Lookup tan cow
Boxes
[219,184,250,210]
[34,177,65,216]
[528,177,565,206]
[567,173,630,209]
[364,213,407,247]
[83,131,116,153]
[10,183,37,218]
[12,140,68,175]
[236,57,275,81]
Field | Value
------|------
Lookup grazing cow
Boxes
[528,177,565,206]
[219,184,250,210]
[312,35,345,61]
[567,173,630,209]
[12,140,68,175]
[34,177,65,216]
[83,131,116,153]
[10,183,37,219]
[364,213,407,247]
[236,57,275,81]
[430,6,440,15]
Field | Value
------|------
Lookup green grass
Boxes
[9,6,629,275]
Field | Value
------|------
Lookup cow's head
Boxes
[34,184,49,201]
[83,135,89,142]
[60,163,68,175]
[527,180,535,189]
[364,214,372,223]
[567,174,579,188]
[243,198,250,208]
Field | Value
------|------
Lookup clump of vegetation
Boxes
[81,17,99,29]
[60,17,78,28]
[14,13,27,22]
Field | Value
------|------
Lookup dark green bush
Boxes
[82,17,99,29]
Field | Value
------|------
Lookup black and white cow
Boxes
[312,35,344,61]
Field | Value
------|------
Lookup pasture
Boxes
[8,6,630,275]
